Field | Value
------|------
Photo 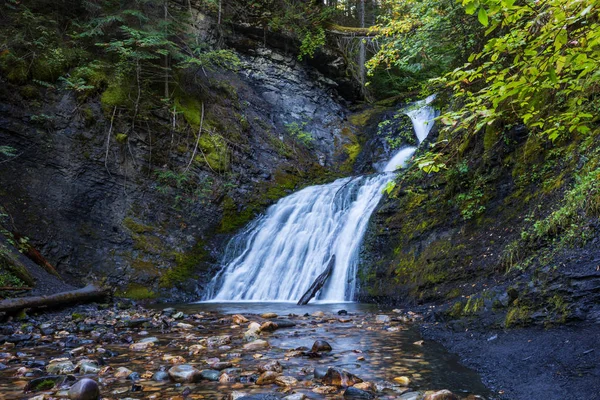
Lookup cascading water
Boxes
[204,96,438,303]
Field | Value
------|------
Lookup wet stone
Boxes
[321,367,363,388]
[47,360,75,375]
[260,321,278,332]
[200,369,221,381]
[152,371,170,381]
[232,315,249,324]
[68,378,100,400]
[243,339,269,350]
[256,371,279,385]
[424,390,459,400]
[311,340,332,352]
[283,394,306,400]
[275,375,298,387]
[258,360,283,373]
[168,365,202,383]
[114,367,133,378]
[344,387,375,399]
[210,361,233,371]
[375,315,391,324]
[261,313,278,319]
[206,335,231,348]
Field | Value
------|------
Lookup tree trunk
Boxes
[297,255,335,305]
[0,285,107,313]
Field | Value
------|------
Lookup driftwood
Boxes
[0,286,32,291]
[297,255,335,305]
[0,285,107,313]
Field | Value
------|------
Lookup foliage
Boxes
[367,0,484,94]
[437,0,600,142]
[285,122,314,147]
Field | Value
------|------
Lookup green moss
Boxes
[348,107,383,126]
[219,196,257,233]
[0,52,28,84]
[196,133,230,172]
[101,80,131,111]
[71,313,84,321]
[159,240,208,287]
[116,283,157,300]
[175,92,203,129]
[265,171,301,201]
[31,47,82,82]
[445,288,461,299]
[115,133,128,143]
[33,379,56,391]
[132,234,164,254]
[81,106,95,126]
[505,305,531,327]
[483,125,498,153]
[19,85,39,99]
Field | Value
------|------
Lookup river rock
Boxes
[398,393,422,400]
[152,371,170,381]
[260,321,278,332]
[272,319,296,328]
[321,367,363,387]
[313,386,338,394]
[275,375,298,386]
[68,378,100,400]
[256,371,279,385]
[311,311,325,318]
[172,311,185,319]
[261,313,278,319]
[129,341,153,351]
[168,365,202,383]
[200,369,221,381]
[207,335,231,348]
[243,339,269,350]
[344,387,375,399]
[424,390,459,400]
[114,367,133,378]
[176,322,193,330]
[210,361,233,370]
[393,376,411,386]
[375,315,391,324]
[219,372,237,383]
[311,340,332,352]
[244,329,260,342]
[47,360,75,375]
[78,361,100,375]
[139,336,159,344]
[248,322,261,331]
[232,315,249,324]
[258,360,283,373]
[284,394,306,400]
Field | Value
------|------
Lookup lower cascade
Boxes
[204,97,437,303]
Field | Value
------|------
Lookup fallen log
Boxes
[0,284,107,313]
[12,232,61,280]
[297,255,335,305]
[0,286,32,291]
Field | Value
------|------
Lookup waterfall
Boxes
[203,97,437,303]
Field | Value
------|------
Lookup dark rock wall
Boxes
[0,21,356,301]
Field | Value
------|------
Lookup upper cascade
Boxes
[203,97,437,303]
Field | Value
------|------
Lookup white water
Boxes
[204,97,437,303]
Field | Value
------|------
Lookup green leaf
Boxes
[478,7,489,27]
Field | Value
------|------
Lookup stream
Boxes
[0,303,492,399]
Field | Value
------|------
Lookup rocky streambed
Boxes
[0,303,491,399]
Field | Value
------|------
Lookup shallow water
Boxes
[173,302,492,397]
[0,303,492,399]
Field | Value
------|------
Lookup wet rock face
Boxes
[321,367,363,388]
[238,48,347,165]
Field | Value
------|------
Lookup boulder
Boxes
[68,378,100,400]
[168,365,202,383]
